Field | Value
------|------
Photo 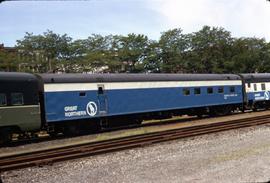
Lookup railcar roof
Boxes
[39,73,241,83]
[240,73,270,82]
[0,72,38,82]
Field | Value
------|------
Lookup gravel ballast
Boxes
[2,125,270,183]
[1,111,269,157]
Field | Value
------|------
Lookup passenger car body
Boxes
[41,73,243,124]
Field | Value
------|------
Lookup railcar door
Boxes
[97,85,107,115]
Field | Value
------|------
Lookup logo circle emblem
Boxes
[264,91,270,100]
[86,101,97,116]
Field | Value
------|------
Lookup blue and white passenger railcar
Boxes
[40,74,243,125]
[241,74,270,109]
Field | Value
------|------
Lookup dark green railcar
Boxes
[0,72,42,143]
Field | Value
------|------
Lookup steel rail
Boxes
[1,114,270,172]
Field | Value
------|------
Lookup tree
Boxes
[230,38,270,73]
[0,49,18,71]
[116,33,150,73]
[141,40,161,73]
[11,26,270,74]
[16,30,73,72]
[158,28,189,73]
[186,26,234,73]
[77,34,122,73]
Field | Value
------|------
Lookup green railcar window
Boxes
[11,93,24,105]
[230,86,235,93]
[207,87,213,94]
[183,88,190,96]
[194,88,201,95]
[218,87,224,93]
[0,93,7,106]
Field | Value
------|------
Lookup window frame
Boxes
[229,86,235,93]
[207,87,213,94]
[11,92,24,106]
[194,87,201,95]
[218,86,224,94]
[253,84,257,91]
[183,88,190,96]
[79,91,86,97]
[261,83,266,91]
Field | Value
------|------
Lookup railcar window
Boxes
[247,83,251,88]
[0,93,7,106]
[230,86,235,93]
[207,87,213,94]
[261,83,266,91]
[254,84,257,91]
[183,88,190,96]
[79,92,86,97]
[218,87,224,93]
[11,93,24,105]
[194,88,201,95]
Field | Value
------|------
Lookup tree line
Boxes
[1,26,270,74]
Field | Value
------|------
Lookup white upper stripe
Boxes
[44,80,242,92]
[245,82,270,93]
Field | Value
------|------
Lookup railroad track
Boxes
[1,114,270,172]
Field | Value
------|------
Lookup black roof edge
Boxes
[39,73,241,83]
[240,73,270,82]
[0,72,38,82]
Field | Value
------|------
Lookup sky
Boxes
[0,0,270,46]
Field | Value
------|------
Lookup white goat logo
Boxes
[86,101,97,116]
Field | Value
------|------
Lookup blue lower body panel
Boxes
[247,91,270,102]
[44,86,243,122]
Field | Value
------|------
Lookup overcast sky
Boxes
[0,0,270,46]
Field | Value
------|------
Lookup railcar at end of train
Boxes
[241,73,270,110]
[0,72,42,143]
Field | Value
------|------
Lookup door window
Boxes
[98,85,104,95]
